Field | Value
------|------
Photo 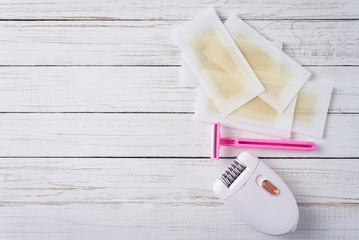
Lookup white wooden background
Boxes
[0,1,359,239]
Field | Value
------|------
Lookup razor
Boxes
[211,122,316,160]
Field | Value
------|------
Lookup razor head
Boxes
[211,122,221,160]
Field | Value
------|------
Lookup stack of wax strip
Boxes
[173,8,333,139]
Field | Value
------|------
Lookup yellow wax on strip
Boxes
[190,29,248,99]
[208,97,278,124]
[294,92,317,124]
[234,34,293,96]
[205,69,249,99]
[189,29,225,72]
[203,34,240,75]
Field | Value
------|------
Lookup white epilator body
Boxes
[213,152,299,236]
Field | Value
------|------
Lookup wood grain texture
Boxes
[0,0,358,20]
[0,158,358,204]
[1,20,358,66]
[0,0,358,239]
[0,204,358,239]
[0,113,357,158]
[0,66,356,113]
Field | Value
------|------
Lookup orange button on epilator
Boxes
[261,180,279,196]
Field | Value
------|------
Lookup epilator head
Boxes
[213,152,299,236]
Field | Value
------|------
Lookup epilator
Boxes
[213,152,299,235]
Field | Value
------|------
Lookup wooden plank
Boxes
[0,66,356,113]
[0,20,358,66]
[0,113,357,158]
[0,203,358,239]
[0,0,358,20]
[0,158,358,204]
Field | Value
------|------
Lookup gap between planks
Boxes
[0,112,355,114]
[1,18,359,21]
[0,156,358,159]
[0,202,357,206]
[1,65,359,67]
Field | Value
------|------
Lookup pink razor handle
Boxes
[211,122,316,160]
